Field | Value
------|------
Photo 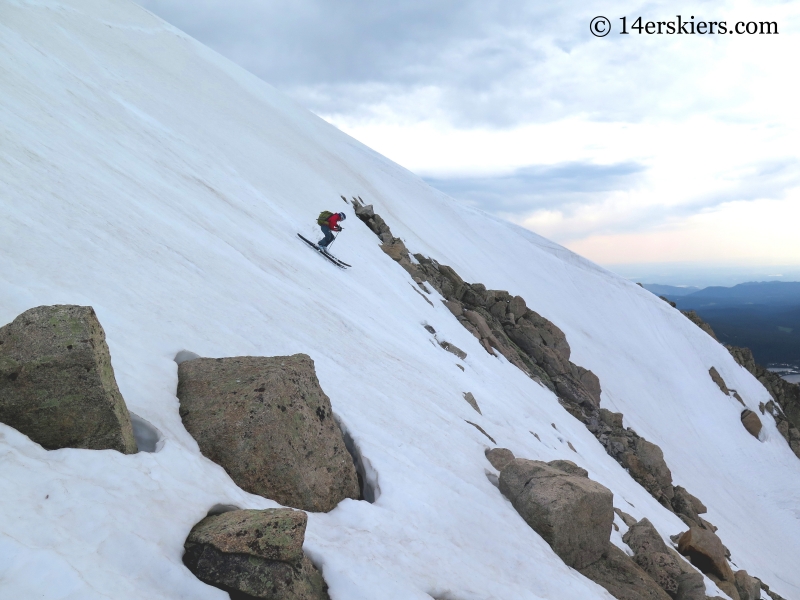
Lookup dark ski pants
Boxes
[318,225,334,248]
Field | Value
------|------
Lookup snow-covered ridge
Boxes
[1,1,799,599]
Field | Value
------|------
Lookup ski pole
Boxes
[328,229,341,250]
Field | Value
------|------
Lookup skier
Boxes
[317,211,346,250]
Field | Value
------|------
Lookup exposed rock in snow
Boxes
[177,354,359,512]
[709,367,731,396]
[484,447,515,471]
[183,508,329,599]
[462,392,481,414]
[740,410,762,439]
[733,570,762,600]
[677,527,735,583]
[623,518,703,599]
[728,345,800,459]
[683,311,719,341]
[579,544,672,600]
[0,305,136,453]
[499,458,614,569]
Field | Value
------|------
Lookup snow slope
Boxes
[1,1,799,598]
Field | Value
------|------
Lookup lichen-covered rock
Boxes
[178,354,359,512]
[0,305,136,453]
[740,410,762,439]
[499,459,613,569]
[623,518,684,597]
[677,526,734,583]
[485,447,515,471]
[183,509,329,600]
[579,544,672,600]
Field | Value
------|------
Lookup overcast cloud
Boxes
[139,0,800,284]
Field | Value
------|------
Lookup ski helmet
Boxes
[338,212,346,220]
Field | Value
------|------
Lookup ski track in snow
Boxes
[1,1,799,598]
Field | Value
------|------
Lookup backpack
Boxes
[317,210,334,226]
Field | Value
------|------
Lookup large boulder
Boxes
[499,459,613,569]
[485,447,515,471]
[677,526,734,583]
[579,544,672,600]
[178,354,360,512]
[183,508,328,600]
[0,305,136,453]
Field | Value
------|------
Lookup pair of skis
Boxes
[297,234,351,269]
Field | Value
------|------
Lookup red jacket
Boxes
[326,213,343,231]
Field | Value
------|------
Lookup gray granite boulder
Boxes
[178,354,359,512]
[0,305,136,453]
[183,508,329,600]
[499,458,613,569]
[579,544,672,600]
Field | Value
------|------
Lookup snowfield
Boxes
[1,1,799,599]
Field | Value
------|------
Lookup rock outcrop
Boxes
[183,508,329,600]
[178,354,360,512]
[734,570,761,600]
[677,527,734,583]
[463,392,481,414]
[683,310,718,341]
[623,518,706,600]
[728,345,800,459]
[579,544,672,600]
[0,305,137,453]
[499,458,613,569]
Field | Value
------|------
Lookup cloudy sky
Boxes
[140,0,800,286]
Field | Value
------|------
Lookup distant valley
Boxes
[643,281,800,372]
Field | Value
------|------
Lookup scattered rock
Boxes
[709,367,730,395]
[614,507,637,528]
[499,458,613,569]
[485,447,515,471]
[727,346,800,459]
[677,526,734,583]
[183,508,329,600]
[579,544,672,600]
[465,420,496,444]
[683,311,719,341]
[178,354,359,512]
[463,392,481,414]
[0,305,137,453]
[740,410,762,439]
[734,570,761,600]
[439,341,467,360]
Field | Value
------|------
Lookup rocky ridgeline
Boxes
[0,305,137,453]
[352,199,785,600]
[351,200,713,529]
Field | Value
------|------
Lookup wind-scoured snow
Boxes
[1,1,799,599]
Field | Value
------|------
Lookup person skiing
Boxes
[317,211,346,250]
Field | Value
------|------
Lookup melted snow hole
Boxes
[206,504,241,517]
[338,421,380,503]
[130,412,165,453]
[174,349,200,364]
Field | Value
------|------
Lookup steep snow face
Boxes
[1,1,799,599]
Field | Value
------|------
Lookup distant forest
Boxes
[644,282,800,367]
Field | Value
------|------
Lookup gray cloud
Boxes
[138,0,732,127]
[424,157,800,241]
